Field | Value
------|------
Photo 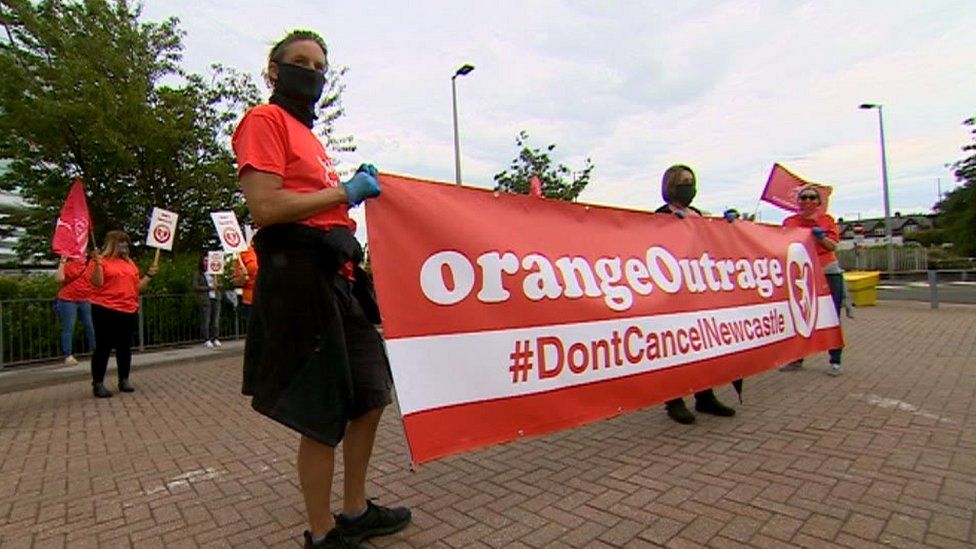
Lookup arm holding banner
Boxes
[240,169,349,226]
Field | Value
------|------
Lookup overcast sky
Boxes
[143,0,976,228]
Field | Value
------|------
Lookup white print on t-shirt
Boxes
[317,154,340,188]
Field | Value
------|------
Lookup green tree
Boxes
[937,116,976,256]
[493,130,594,201]
[0,2,357,262]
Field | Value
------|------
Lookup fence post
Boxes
[0,301,4,368]
[928,270,939,310]
[138,296,145,351]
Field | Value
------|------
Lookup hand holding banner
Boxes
[210,211,248,253]
[146,207,179,251]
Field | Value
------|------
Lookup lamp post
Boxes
[451,64,475,185]
[859,103,896,277]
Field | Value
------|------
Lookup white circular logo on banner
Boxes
[786,242,818,338]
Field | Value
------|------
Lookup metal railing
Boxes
[837,247,929,273]
[0,293,248,368]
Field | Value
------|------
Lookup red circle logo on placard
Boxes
[209,259,223,272]
[223,229,241,247]
[154,225,171,244]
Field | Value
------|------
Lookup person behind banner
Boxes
[88,230,158,398]
[55,255,96,366]
[233,243,259,320]
[232,30,409,549]
[654,165,738,425]
[780,184,845,375]
[193,253,222,348]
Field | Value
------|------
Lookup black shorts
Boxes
[242,224,392,446]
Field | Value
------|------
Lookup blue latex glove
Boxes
[811,226,826,240]
[343,171,381,206]
[357,163,378,177]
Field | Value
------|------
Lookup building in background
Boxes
[835,213,935,250]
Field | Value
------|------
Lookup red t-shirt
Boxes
[90,257,141,313]
[58,259,95,301]
[232,104,355,232]
[783,213,839,266]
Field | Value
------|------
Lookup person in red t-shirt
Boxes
[653,165,738,425]
[233,30,409,549]
[780,184,845,376]
[55,255,96,365]
[233,243,259,319]
[88,230,158,398]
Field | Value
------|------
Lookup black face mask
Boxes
[270,63,326,128]
[669,184,697,208]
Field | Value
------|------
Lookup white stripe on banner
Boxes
[389,296,839,416]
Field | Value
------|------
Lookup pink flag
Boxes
[52,179,92,259]
[760,164,831,214]
[529,175,543,198]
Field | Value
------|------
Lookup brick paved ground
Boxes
[1,301,975,548]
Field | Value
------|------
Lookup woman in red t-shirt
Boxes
[55,255,96,365]
[88,230,158,398]
[780,185,845,375]
[233,30,409,548]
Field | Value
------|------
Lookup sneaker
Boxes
[779,360,803,372]
[118,379,135,393]
[64,355,78,366]
[665,399,696,424]
[695,392,736,417]
[303,529,361,548]
[212,339,222,347]
[92,383,112,398]
[828,363,843,377]
[335,500,411,543]
[204,340,214,348]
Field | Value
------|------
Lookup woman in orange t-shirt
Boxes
[780,184,845,375]
[233,30,409,548]
[233,243,259,319]
[55,255,96,365]
[88,230,158,398]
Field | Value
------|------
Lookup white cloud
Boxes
[142,0,976,229]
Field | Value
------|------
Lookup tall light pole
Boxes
[859,103,896,277]
[451,64,475,185]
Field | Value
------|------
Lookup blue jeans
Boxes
[57,299,96,357]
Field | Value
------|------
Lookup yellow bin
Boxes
[844,271,881,307]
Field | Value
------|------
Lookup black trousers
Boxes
[91,304,138,385]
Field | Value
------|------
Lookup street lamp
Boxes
[451,64,475,185]
[859,103,896,277]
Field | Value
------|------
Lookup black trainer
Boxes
[694,391,736,417]
[119,379,135,393]
[303,529,361,548]
[92,383,112,398]
[336,500,411,543]
[665,398,696,424]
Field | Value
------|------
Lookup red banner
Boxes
[367,174,843,465]
[761,163,831,214]
[529,175,543,197]
[52,179,92,259]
